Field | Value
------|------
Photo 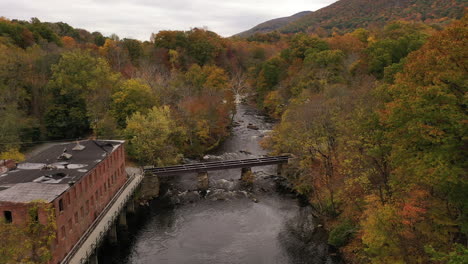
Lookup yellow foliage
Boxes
[0,148,25,162]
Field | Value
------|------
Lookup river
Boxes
[99,101,341,264]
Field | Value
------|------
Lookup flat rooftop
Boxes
[0,140,124,203]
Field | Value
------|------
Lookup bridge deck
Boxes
[144,155,289,176]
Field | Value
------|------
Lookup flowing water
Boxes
[99,101,341,264]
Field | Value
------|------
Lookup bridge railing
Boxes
[144,155,290,176]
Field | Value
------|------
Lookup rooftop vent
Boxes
[33,172,67,183]
[58,153,72,161]
[72,141,85,151]
[50,172,67,179]
[41,164,58,170]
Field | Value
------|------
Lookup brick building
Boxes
[0,140,127,264]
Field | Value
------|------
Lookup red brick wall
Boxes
[0,202,50,225]
[51,144,127,263]
[0,144,128,264]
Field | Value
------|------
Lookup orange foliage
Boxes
[61,36,76,49]
[327,33,366,54]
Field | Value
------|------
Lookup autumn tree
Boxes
[124,106,187,166]
[45,50,120,139]
[269,90,342,214]
[375,16,468,258]
[111,78,158,128]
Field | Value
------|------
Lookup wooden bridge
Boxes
[144,155,290,189]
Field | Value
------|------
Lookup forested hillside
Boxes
[0,17,283,165]
[236,11,311,38]
[255,17,468,263]
[0,9,467,263]
[239,0,465,37]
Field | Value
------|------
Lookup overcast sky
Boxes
[1,0,337,40]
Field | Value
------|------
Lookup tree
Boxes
[0,43,38,152]
[256,56,285,105]
[367,21,429,78]
[99,39,130,72]
[288,33,329,59]
[381,17,468,243]
[111,79,158,128]
[45,50,120,139]
[122,38,143,64]
[270,91,341,214]
[124,106,187,165]
[153,30,187,50]
[186,28,224,65]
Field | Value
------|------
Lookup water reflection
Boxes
[278,206,340,264]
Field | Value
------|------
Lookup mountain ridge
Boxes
[236,0,465,37]
[235,11,312,37]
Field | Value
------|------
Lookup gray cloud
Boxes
[1,0,337,40]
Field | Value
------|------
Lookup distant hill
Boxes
[235,11,311,37]
[237,0,465,37]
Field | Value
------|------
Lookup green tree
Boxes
[288,33,329,59]
[124,106,187,165]
[111,79,157,128]
[122,38,143,64]
[256,57,285,105]
[367,21,429,78]
[186,28,224,65]
[45,50,120,139]
[0,43,39,152]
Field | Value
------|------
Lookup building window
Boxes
[74,212,78,223]
[66,193,71,205]
[68,219,72,231]
[58,199,64,212]
[3,211,12,223]
[29,208,39,223]
[61,226,66,238]
[80,207,84,217]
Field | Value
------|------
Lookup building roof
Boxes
[0,140,124,203]
[0,183,70,203]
